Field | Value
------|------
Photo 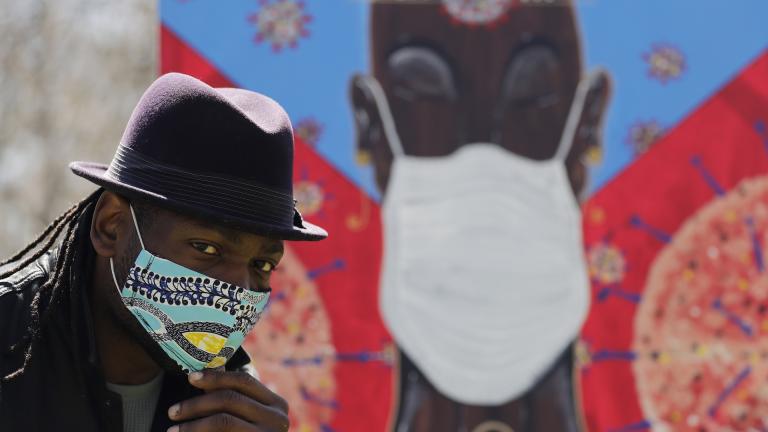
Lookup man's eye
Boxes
[190,242,220,256]
[254,260,275,273]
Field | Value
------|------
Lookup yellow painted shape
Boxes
[184,332,227,355]
[738,278,750,291]
[589,207,606,225]
[670,411,682,423]
[696,344,709,357]
[682,269,695,281]
[206,356,228,369]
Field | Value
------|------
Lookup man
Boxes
[349,1,610,431]
[0,72,328,431]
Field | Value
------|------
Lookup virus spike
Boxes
[691,155,726,196]
[708,366,751,417]
[630,214,672,244]
[608,419,652,432]
[745,216,765,272]
[596,286,641,304]
[300,387,340,410]
[591,350,637,363]
[307,259,345,280]
[712,299,754,336]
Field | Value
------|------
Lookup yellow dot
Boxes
[725,210,738,222]
[670,410,682,423]
[586,146,604,165]
[287,321,301,336]
[738,388,751,401]
[659,352,671,365]
[318,376,333,390]
[589,207,606,225]
[761,320,768,332]
[682,269,695,281]
[696,345,709,357]
[739,279,750,291]
[741,253,751,264]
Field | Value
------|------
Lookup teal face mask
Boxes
[110,206,271,373]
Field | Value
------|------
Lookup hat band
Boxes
[105,145,296,226]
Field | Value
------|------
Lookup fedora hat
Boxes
[70,72,327,241]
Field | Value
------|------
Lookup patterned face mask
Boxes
[110,205,271,373]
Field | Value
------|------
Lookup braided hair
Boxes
[0,189,102,381]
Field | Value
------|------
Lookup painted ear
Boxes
[567,69,613,199]
[580,69,612,158]
[348,74,393,193]
[349,73,385,165]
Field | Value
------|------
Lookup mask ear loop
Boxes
[359,75,405,158]
[553,70,600,163]
[110,204,146,293]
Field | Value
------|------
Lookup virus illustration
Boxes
[440,0,517,28]
[627,120,666,156]
[248,0,312,52]
[294,118,323,147]
[587,242,627,286]
[294,181,325,217]
[293,166,334,219]
[644,44,686,84]
[245,246,337,431]
[632,173,768,431]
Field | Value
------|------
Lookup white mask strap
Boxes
[109,257,121,293]
[128,204,146,251]
[359,75,405,158]
[110,204,145,294]
[554,70,599,162]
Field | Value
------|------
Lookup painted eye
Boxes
[190,242,220,256]
[255,260,276,273]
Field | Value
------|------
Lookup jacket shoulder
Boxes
[0,253,53,350]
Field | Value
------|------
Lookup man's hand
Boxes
[167,370,290,432]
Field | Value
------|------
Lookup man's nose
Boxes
[214,265,253,290]
[463,94,496,144]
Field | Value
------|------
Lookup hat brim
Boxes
[70,161,328,241]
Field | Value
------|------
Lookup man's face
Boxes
[90,191,284,370]
[351,1,609,196]
[119,203,285,294]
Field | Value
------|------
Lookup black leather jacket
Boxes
[0,205,251,431]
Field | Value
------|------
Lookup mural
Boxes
[580,53,768,432]
[160,0,768,430]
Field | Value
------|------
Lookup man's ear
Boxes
[567,69,612,199]
[90,191,131,259]
[349,73,392,193]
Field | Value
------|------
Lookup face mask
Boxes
[110,206,270,373]
[360,72,596,405]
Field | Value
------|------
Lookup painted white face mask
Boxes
[110,206,270,373]
[359,73,595,405]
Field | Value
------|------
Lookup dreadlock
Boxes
[1,189,103,381]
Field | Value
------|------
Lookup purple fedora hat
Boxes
[71,73,327,241]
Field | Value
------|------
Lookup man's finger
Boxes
[169,389,289,430]
[188,370,288,413]
[171,412,260,432]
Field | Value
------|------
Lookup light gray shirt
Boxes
[106,372,165,432]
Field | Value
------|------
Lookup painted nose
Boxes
[463,96,495,144]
